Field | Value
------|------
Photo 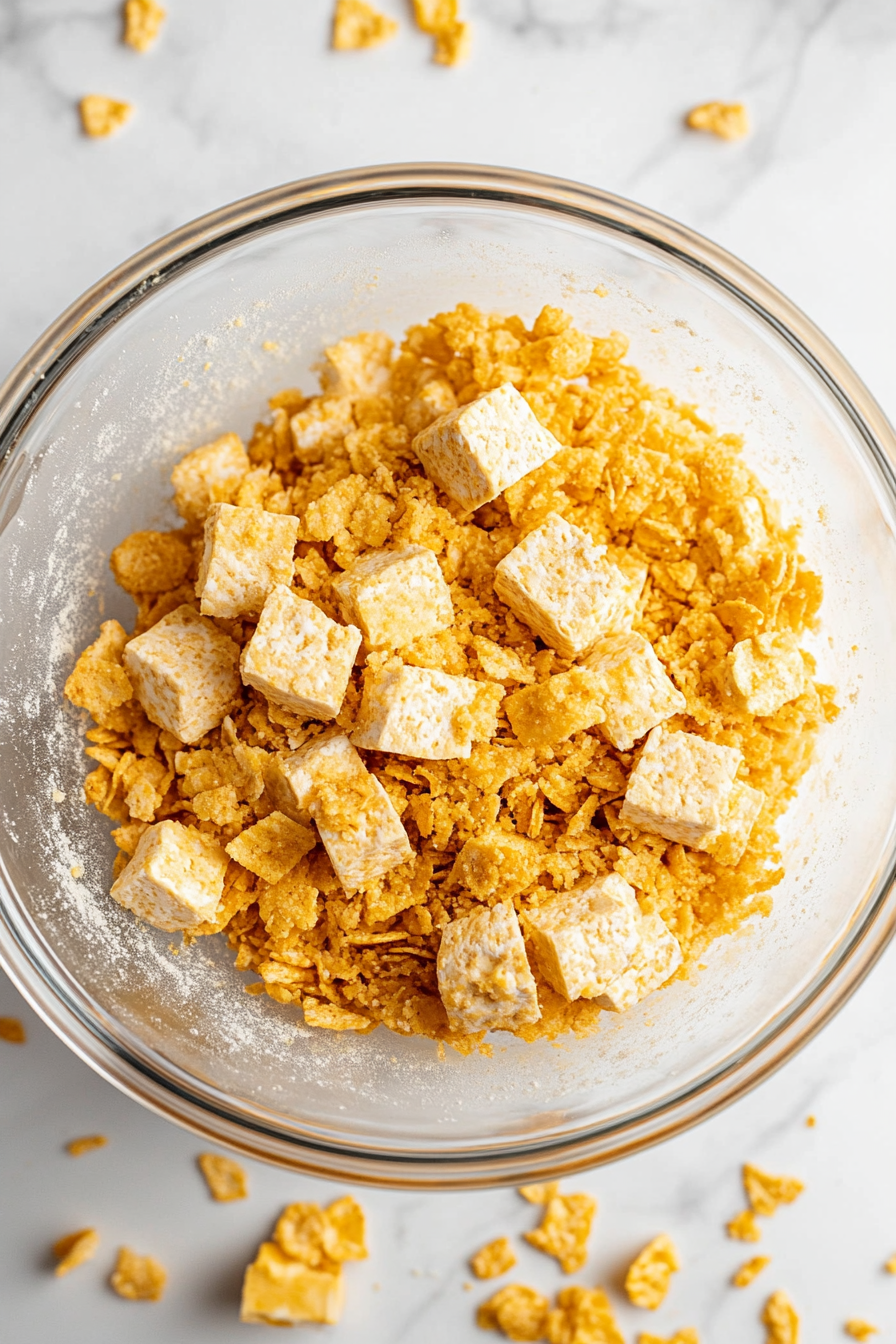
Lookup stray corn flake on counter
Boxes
[64,303,836,1051]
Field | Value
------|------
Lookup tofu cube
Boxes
[619,726,741,846]
[524,873,643,1002]
[170,432,249,527]
[437,901,541,1034]
[241,585,361,719]
[240,1242,344,1326]
[196,503,300,619]
[504,668,605,749]
[697,780,765,866]
[290,397,354,462]
[403,377,457,436]
[317,331,393,398]
[352,662,501,760]
[495,512,636,658]
[580,632,686,750]
[412,383,562,512]
[726,633,805,717]
[110,820,228,932]
[332,546,453,649]
[449,826,544,899]
[595,913,682,1012]
[270,733,412,892]
[122,603,240,744]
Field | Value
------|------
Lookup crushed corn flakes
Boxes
[518,1182,559,1205]
[547,1286,624,1344]
[123,0,166,51]
[639,1332,699,1344]
[67,302,834,1050]
[885,1255,896,1274]
[478,1284,550,1341]
[240,1196,366,1325]
[685,101,750,141]
[762,1290,800,1344]
[0,1016,26,1044]
[727,1209,761,1242]
[333,0,398,49]
[524,1193,596,1274]
[733,1254,770,1287]
[412,0,471,65]
[198,1152,248,1201]
[625,1233,680,1308]
[79,95,133,138]
[110,1246,167,1301]
[471,1236,517,1279]
[66,1134,107,1157]
[743,1164,804,1217]
[53,1228,100,1276]
[845,1323,878,1341]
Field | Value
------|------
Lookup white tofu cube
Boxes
[270,733,412,892]
[317,331,393,398]
[580,632,686,750]
[437,901,541,1034]
[331,546,453,649]
[495,512,636,658]
[412,383,562,512]
[525,873,643,1002]
[241,585,360,719]
[122,603,240,744]
[110,820,228,932]
[290,398,354,462]
[351,662,500,760]
[196,503,300,619]
[697,780,765,866]
[619,725,741,846]
[595,913,682,1012]
[726,633,805,717]
[170,432,249,527]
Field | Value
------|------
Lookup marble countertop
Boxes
[2,1,896,1340]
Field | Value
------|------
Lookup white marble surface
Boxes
[2,1,896,1340]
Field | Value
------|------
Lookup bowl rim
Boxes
[2,162,896,1189]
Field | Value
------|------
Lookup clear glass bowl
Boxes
[2,165,896,1189]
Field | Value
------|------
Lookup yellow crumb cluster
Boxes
[413,0,471,65]
[762,1290,800,1344]
[240,1196,367,1325]
[110,1246,167,1300]
[524,1193,596,1274]
[624,1234,680,1309]
[743,1165,805,1217]
[727,1208,762,1242]
[67,302,834,1050]
[332,0,398,49]
[518,1183,560,1205]
[685,101,750,140]
[123,0,166,51]
[639,1331,700,1344]
[53,1228,100,1276]
[845,1323,878,1342]
[0,1016,26,1044]
[472,1236,518,1279]
[478,1283,623,1344]
[733,1255,770,1288]
[79,95,133,138]
[198,1152,249,1201]
[66,1134,107,1157]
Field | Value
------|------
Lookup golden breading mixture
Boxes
[66,1134,108,1157]
[64,303,835,1052]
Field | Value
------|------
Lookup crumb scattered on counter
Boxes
[639,1330,699,1344]
[685,101,750,141]
[477,1284,550,1341]
[333,0,398,49]
[79,95,133,138]
[240,1196,367,1326]
[625,1234,680,1309]
[885,1254,896,1274]
[524,1193,596,1274]
[518,1183,560,1205]
[53,1228,100,1276]
[845,1323,878,1342]
[548,1286,624,1344]
[743,1164,804,1217]
[0,1016,26,1044]
[805,1115,816,1127]
[123,0,166,51]
[412,0,471,65]
[198,1152,249,1201]
[762,1290,799,1344]
[471,1236,517,1280]
[727,1209,762,1242]
[66,1134,108,1157]
[110,1246,167,1301]
[733,1255,770,1288]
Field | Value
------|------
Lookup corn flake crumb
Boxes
[79,95,133,138]
[845,1323,878,1342]
[333,0,398,49]
[524,1193,596,1274]
[547,1286,624,1344]
[471,1236,517,1280]
[198,1152,248,1201]
[733,1255,770,1288]
[762,1290,800,1344]
[123,0,166,52]
[885,1255,896,1274]
[743,1164,804,1217]
[412,0,471,65]
[0,1016,26,1044]
[625,1234,680,1309]
[53,1228,100,1277]
[66,1134,107,1157]
[805,1115,816,1127]
[518,1182,560,1205]
[110,1246,167,1301]
[639,1331,700,1344]
[727,1209,761,1242]
[477,1284,550,1341]
[685,101,750,141]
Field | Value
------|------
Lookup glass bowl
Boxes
[2,165,896,1190]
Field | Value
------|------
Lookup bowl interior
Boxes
[2,186,896,1170]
